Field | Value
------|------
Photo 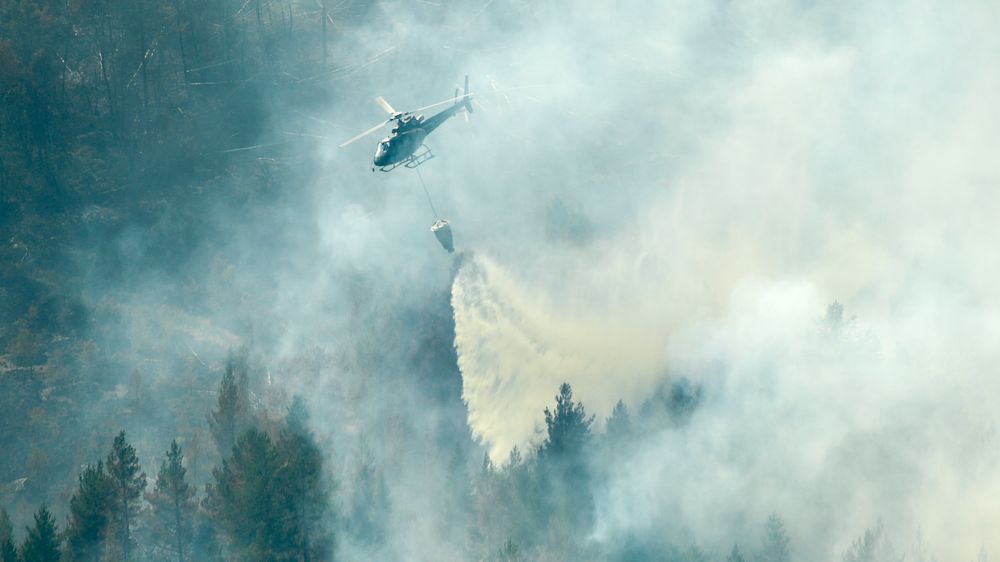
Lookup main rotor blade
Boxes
[375,96,397,115]
[412,93,474,113]
[339,120,390,148]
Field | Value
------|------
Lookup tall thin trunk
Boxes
[175,0,189,83]
[321,0,327,69]
[98,45,116,137]
[222,0,230,77]
[61,44,68,102]
[122,498,131,562]
[0,156,6,207]
[174,492,183,562]
[139,0,150,134]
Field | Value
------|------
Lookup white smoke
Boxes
[451,1,1000,557]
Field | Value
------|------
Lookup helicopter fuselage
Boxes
[373,128,429,167]
[372,102,466,168]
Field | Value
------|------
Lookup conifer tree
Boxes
[541,383,594,460]
[605,399,631,440]
[189,512,224,562]
[65,462,113,562]
[208,428,283,560]
[275,397,331,562]
[106,431,147,562]
[538,383,595,537]
[504,447,522,469]
[20,505,60,562]
[208,355,252,457]
[0,509,17,562]
[471,451,498,554]
[842,521,896,562]
[727,544,747,562]
[761,514,791,562]
[148,440,196,562]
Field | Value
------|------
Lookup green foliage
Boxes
[20,505,59,562]
[760,514,791,562]
[208,354,252,458]
[605,399,631,441]
[727,545,747,562]
[541,383,594,460]
[540,383,595,536]
[65,461,113,562]
[208,428,282,559]
[275,399,333,561]
[842,522,899,562]
[188,516,223,562]
[470,384,601,560]
[0,509,17,562]
[147,440,196,562]
[106,431,147,561]
[208,420,329,562]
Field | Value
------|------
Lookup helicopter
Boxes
[339,76,473,172]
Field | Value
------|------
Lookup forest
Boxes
[2,358,817,562]
[4,0,1000,560]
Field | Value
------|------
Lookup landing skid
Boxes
[378,145,435,172]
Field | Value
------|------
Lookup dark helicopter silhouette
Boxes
[339,76,473,171]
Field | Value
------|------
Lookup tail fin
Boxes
[462,75,473,114]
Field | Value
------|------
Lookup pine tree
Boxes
[842,521,896,562]
[540,383,594,460]
[504,447,522,469]
[538,383,595,543]
[65,462,113,562]
[728,544,747,562]
[274,397,331,562]
[208,428,282,560]
[189,512,224,562]
[20,505,60,562]
[208,355,252,457]
[605,399,631,440]
[147,440,196,562]
[761,514,790,562]
[106,431,147,562]
[470,451,498,554]
[0,509,17,562]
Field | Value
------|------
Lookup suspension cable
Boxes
[414,165,439,219]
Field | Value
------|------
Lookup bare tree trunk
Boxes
[138,0,150,135]
[321,0,327,69]
[98,44,117,137]
[122,499,131,562]
[175,0,189,83]
[0,156,6,208]
[174,494,184,562]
